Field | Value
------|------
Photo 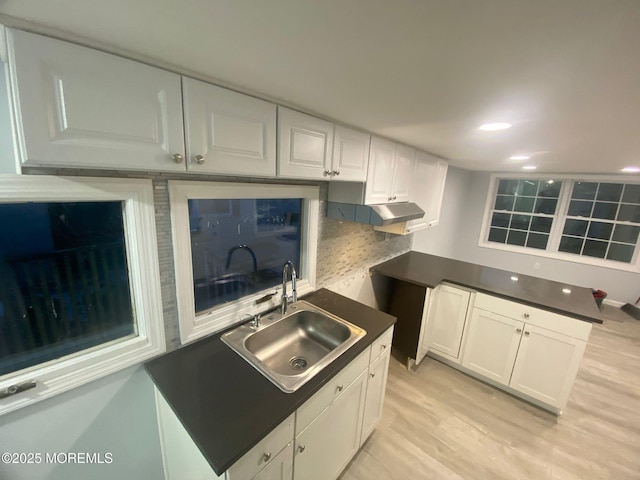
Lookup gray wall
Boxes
[414,167,640,303]
[1,169,409,480]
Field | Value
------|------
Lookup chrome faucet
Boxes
[281,261,297,314]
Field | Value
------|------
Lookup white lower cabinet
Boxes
[251,444,293,480]
[360,346,391,443]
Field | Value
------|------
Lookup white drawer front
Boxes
[227,413,294,480]
[296,347,370,434]
[370,327,394,363]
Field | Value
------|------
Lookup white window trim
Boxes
[0,175,165,416]
[169,181,319,345]
[479,173,640,273]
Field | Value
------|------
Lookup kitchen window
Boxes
[480,175,640,271]
[169,181,319,344]
[0,176,164,415]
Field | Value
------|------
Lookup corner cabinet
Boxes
[7,29,186,172]
[182,77,277,176]
[277,107,334,180]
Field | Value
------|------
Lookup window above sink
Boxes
[169,181,319,344]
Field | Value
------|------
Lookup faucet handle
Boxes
[242,313,261,329]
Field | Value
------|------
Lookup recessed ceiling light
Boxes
[621,166,640,173]
[478,122,512,131]
[510,155,531,161]
[522,165,537,170]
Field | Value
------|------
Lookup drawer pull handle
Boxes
[523,313,530,319]
[381,344,387,350]
[336,385,343,393]
[516,328,522,334]
[298,445,306,453]
[370,373,376,378]
[524,331,530,336]
[262,452,271,462]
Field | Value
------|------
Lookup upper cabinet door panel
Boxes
[278,107,333,180]
[391,144,415,202]
[331,126,370,182]
[365,136,395,204]
[183,78,276,176]
[8,29,185,172]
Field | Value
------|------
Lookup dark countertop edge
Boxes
[370,252,604,324]
[145,288,396,475]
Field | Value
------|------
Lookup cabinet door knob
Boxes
[524,331,530,336]
[172,153,184,164]
[262,452,271,462]
[388,196,393,201]
[523,313,530,319]
[324,170,331,176]
[370,372,375,378]
[393,195,397,200]
[298,445,306,453]
[336,385,343,393]
[516,328,522,334]
[333,170,340,176]
[194,155,205,165]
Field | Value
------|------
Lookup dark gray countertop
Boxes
[371,251,604,324]
[144,288,396,475]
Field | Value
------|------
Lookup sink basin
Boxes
[221,301,366,392]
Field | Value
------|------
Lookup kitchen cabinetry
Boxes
[7,29,186,172]
[331,125,370,181]
[277,107,334,180]
[182,77,277,176]
[461,293,591,412]
[365,137,415,204]
[408,152,448,231]
[423,284,472,363]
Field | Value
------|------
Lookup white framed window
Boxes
[0,175,165,416]
[169,181,319,344]
[480,174,640,272]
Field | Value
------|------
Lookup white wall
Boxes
[0,366,165,480]
[414,168,640,303]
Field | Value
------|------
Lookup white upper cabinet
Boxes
[7,29,185,172]
[365,137,414,205]
[278,107,334,180]
[331,125,370,182]
[407,151,448,231]
[182,78,277,176]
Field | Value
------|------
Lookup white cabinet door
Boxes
[8,29,185,172]
[365,136,395,204]
[331,125,370,181]
[461,308,524,385]
[278,107,333,179]
[426,284,471,361]
[415,288,433,365]
[182,78,276,176]
[407,152,448,232]
[294,370,367,480]
[360,348,391,445]
[252,444,293,480]
[509,325,587,409]
[390,144,415,202]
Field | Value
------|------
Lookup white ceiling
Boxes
[1,0,639,174]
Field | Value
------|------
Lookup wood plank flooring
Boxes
[340,305,640,480]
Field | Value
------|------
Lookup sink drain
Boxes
[289,357,308,370]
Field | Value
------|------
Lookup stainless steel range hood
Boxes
[327,201,424,226]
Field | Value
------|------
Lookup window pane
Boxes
[491,212,511,228]
[189,198,302,312]
[497,179,519,195]
[519,180,539,197]
[596,183,623,202]
[539,180,561,198]
[617,204,640,223]
[510,215,531,231]
[526,233,549,250]
[534,198,558,214]
[506,230,527,246]
[0,202,134,377]
[582,239,608,258]
[622,184,640,205]
[567,200,593,217]
[587,222,613,241]
[514,197,535,213]
[563,219,588,237]
[530,216,553,233]
[607,243,635,263]
[559,236,583,254]
[494,195,515,211]
[592,202,618,220]
[488,228,507,243]
[612,224,640,244]
[572,182,597,200]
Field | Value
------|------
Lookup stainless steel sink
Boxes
[221,301,366,393]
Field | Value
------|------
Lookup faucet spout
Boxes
[281,261,297,314]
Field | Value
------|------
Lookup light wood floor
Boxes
[340,305,640,480]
